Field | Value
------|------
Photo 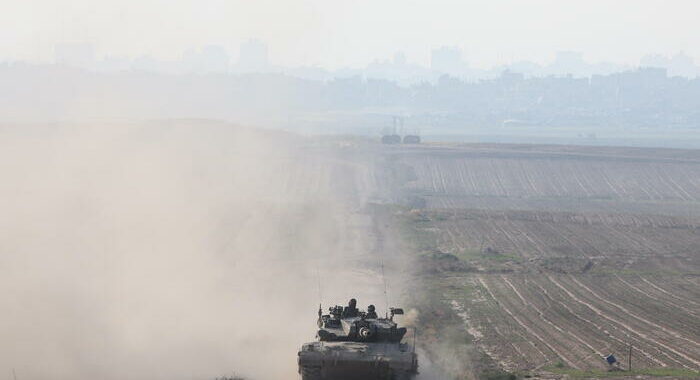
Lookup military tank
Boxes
[298,299,418,380]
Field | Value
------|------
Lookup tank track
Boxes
[300,366,321,380]
[299,366,412,380]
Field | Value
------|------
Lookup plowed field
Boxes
[386,143,700,378]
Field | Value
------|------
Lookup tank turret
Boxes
[298,299,418,380]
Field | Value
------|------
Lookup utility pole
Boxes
[628,344,633,372]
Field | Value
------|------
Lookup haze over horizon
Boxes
[3,0,699,69]
[2,2,700,380]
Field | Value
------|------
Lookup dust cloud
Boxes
[0,121,398,380]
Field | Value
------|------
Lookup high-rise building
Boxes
[393,51,407,66]
[550,51,587,76]
[642,52,698,78]
[431,46,463,75]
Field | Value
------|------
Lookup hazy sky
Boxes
[2,0,698,68]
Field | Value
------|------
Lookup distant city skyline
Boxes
[14,40,698,84]
[13,40,700,72]
[3,58,699,139]
[3,0,700,69]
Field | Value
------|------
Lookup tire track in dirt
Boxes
[470,279,551,368]
[502,277,603,364]
[548,276,690,368]
[570,276,700,350]
[614,274,699,319]
[478,276,580,369]
[533,279,667,367]
[450,299,526,371]
[549,276,699,369]
[640,276,700,308]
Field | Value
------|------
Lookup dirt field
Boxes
[4,123,698,379]
[387,144,700,217]
[380,143,700,378]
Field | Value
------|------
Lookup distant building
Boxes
[431,46,464,75]
[237,39,269,73]
[393,51,407,66]
[131,55,159,72]
[550,51,587,76]
[98,55,132,72]
[183,45,229,74]
[500,70,524,84]
[54,43,95,69]
[641,52,698,78]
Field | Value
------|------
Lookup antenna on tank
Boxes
[381,259,390,318]
[316,264,324,325]
[316,264,323,305]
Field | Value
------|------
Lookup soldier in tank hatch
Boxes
[366,304,378,319]
[342,298,359,318]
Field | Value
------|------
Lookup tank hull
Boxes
[298,342,417,380]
